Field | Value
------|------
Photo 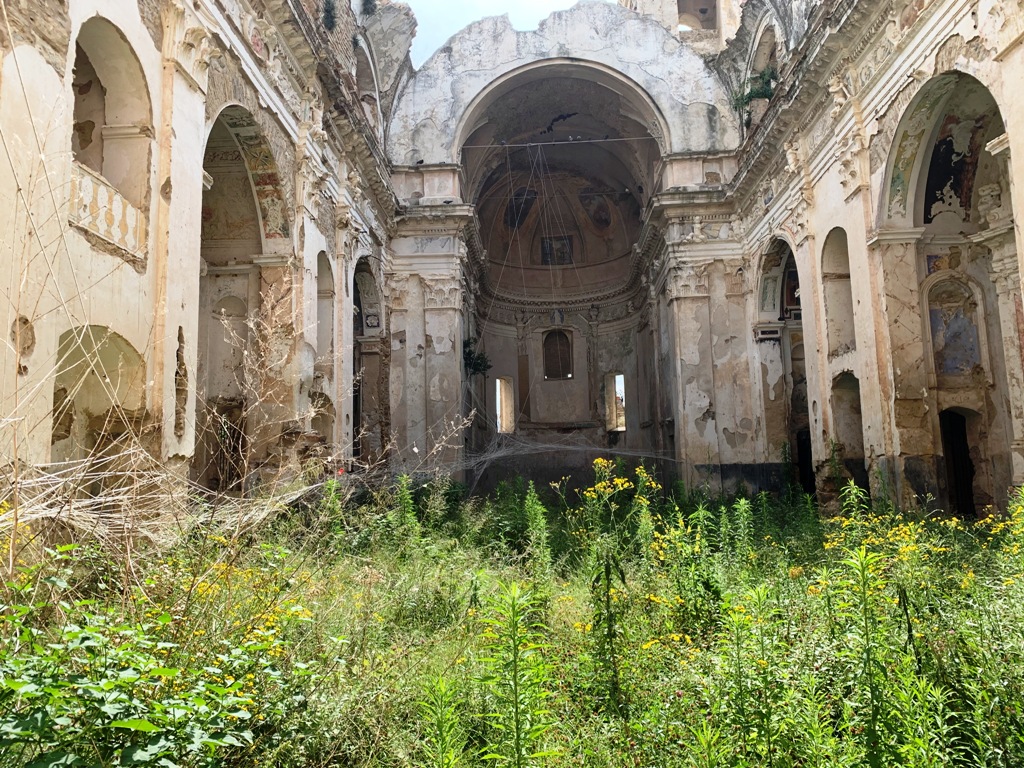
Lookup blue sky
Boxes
[402,0,614,67]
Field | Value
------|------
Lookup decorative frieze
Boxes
[665,262,711,301]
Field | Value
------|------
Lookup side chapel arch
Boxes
[879,70,1019,512]
[755,237,815,494]
[194,104,293,491]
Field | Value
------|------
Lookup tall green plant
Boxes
[841,546,890,767]
[478,582,555,767]
[590,540,629,717]
[419,676,467,768]
[523,483,554,602]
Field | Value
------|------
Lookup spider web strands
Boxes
[460,136,652,150]
[453,432,675,492]
[0,444,297,549]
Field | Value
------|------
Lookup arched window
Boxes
[316,252,335,367]
[543,330,573,380]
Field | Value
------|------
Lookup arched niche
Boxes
[316,252,336,374]
[925,277,986,383]
[831,371,867,487]
[71,17,153,211]
[52,326,147,464]
[352,258,384,463]
[822,227,855,357]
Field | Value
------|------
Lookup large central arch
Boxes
[387,2,739,166]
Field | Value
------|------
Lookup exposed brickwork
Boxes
[135,0,164,51]
[0,0,71,73]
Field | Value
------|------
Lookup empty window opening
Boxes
[496,377,514,433]
[822,228,855,357]
[605,373,626,432]
[543,330,573,380]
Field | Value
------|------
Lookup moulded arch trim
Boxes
[453,58,672,161]
[353,35,385,140]
[205,103,291,250]
[743,11,783,82]
[73,16,153,126]
[877,71,1005,229]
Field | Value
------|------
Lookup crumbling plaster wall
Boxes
[387,2,739,171]
[0,0,165,466]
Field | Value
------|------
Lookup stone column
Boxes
[975,225,1024,485]
[390,207,472,472]
[664,260,720,488]
[867,228,935,506]
[154,3,223,462]
[422,276,465,469]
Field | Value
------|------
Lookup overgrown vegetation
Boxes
[3,463,1024,767]
[732,66,778,122]
[322,0,338,32]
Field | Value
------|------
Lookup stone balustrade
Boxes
[68,161,148,267]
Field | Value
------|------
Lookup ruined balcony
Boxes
[68,161,148,270]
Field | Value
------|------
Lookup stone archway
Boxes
[458,61,663,485]
[194,105,295,492]
[876,72,1019,511]
[755,238,814,494]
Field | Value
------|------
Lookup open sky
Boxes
[402,0,614,67]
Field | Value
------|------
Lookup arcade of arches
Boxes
[3,0,1024,516]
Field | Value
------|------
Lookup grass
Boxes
[2,462,1024,767]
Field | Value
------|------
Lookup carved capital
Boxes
[165,0,221,92]
[422,276,462,310]
[665,262,710,301]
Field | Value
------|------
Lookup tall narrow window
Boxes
[496,377,514,433]
[605,373,626,431]
[543,330,572,380]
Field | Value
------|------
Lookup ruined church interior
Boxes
[3,0,1024,516]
